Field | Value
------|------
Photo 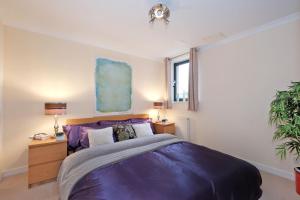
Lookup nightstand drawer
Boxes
[153,122,175,134]
[28,160,63,184]
[29,142,67,166]
[161,125,175,133]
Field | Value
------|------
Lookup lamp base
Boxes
[157,110,161,122]
[54,115,59,134]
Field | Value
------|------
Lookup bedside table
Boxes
[153,122,176,135]
[28,137,67,188]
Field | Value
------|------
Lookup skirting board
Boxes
[242,158,294,181]
[1,166,27,178]
[0,159,294,182]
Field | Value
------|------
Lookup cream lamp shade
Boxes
[45,103,67,115]
[153,102,163,109]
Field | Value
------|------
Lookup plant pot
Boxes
[295,167,300,195]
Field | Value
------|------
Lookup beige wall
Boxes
[168,20,300,174]
[0,22,4,176]
[2,18,299,177]
[3,27,164,170]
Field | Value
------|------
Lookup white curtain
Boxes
[164,58,172,109]
[188,48,199,111]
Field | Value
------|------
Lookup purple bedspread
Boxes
[69,142,262,200]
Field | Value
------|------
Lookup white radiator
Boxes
[186,117,191,141]
[174,116,191,141]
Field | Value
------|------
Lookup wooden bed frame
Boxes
[65,114,149,125]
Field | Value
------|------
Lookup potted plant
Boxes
[269,82,300,194]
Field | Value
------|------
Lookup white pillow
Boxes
[132,123,153,138]
[88,127,114,147]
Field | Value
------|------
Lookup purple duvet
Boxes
[68,141,262,200]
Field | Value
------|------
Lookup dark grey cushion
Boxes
[113,125,137,142]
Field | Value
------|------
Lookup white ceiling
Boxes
[0,0,300,60]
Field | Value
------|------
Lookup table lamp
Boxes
[45,102,67,134]
[153,101,163,122]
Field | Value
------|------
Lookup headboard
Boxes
[65,114,149,125]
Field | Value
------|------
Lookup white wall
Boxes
[2,26,164,171]
[168,19,300,176]
[0,22,4,178]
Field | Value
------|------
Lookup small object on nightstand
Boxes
[28,136,67,188]
[55,132,65,141]
[153,122,175,135]
[161,119,168,123]
[29,133,51,140]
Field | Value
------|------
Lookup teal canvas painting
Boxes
[95,58,132,112]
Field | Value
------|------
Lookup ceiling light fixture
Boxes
[149,3,170,24]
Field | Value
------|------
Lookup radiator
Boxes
[174,116,191,141]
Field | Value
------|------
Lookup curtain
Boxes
[164,57,172,109]
[188,48,199,111]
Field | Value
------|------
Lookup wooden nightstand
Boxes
[153,122,176,135]
[28,137,67,188]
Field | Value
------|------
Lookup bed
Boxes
[58,114,262,200]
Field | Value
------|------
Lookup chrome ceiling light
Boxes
[149,3,170,24]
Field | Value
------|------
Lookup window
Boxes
[173,60,189,102]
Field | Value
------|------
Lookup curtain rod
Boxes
[170,47,201,60]
[170,52,189,60]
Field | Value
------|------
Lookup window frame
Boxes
[173,59,189,102]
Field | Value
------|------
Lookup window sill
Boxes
[172,101,188,104]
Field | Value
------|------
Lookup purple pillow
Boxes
[130,118,152,124]
[63,122,103,149]
[98,119,131,127]
[79,126,92,148]
[63,125,80,148]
